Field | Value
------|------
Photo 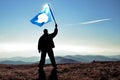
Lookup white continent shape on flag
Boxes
[35,13,48,23]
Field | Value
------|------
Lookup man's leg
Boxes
[39,51,46,69]
[48,49,57,68]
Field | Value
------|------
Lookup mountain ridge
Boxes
[0,55,120,64]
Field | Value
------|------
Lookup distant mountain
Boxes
[0,56,39,62]
[46,57,78,64]
[108,55,120,60]
[65,55,119,62]
[0,60,32,64]
[0,55,120,64]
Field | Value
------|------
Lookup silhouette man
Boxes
[38,24,58,69]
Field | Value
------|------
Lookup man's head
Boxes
[43,29,48,34]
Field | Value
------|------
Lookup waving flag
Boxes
[30,4,53,27]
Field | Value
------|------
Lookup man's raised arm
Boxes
[50,24,58,38]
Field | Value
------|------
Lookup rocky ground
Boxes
[0,61,120,80]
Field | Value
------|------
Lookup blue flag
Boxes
[30,4,52,27]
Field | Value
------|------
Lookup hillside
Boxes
[0,55,120,64]
[0,61,120,80]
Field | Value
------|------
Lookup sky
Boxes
[0,0,120,58]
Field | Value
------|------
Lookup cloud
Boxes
[80,18,111,25]
[55,44,120,54]
[0,43,36,53]
[65,18,111,27]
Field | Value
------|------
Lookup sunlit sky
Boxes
[0,0,120,58]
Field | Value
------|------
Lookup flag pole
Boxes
[48,4,57,24]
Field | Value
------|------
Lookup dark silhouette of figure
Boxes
[38,68,46,80]
[38,68,58,80]
[38,24,58,69]
[48,68,58,80]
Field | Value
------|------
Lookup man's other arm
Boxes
[38,38,41,53]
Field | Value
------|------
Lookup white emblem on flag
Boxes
[35,13,48,23]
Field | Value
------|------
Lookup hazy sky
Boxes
[0,0,120,58]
